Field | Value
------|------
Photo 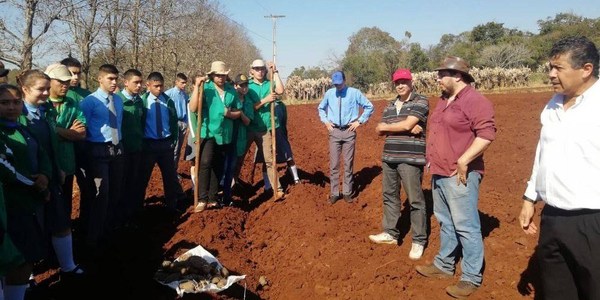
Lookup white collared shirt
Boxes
[524,79,600,210]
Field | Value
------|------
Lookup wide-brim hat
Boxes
[207,61,230,75]
[45,63,73,81]
[435,56,475,83]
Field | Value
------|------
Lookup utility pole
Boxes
[264,14,285,65]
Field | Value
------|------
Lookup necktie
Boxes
[155,97,163,138]
[338,95,342,126]
[107,94,119,145]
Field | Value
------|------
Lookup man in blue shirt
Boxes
[79,64,124,249]
[318,71,374,204]
[137,72,182,215]
[165,73,188,168]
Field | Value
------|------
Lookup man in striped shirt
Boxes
[369,69,429,261]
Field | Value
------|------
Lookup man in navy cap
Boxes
[318,71,374,204]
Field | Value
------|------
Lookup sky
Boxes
[217,0,600,80]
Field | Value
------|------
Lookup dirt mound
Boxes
[30,90,550,299]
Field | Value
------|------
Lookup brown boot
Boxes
[446,281,479,298]
[415,264,453,279]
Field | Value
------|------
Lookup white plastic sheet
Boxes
[156,244,246,296]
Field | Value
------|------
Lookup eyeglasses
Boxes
[437,71,454,79]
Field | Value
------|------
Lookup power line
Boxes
[205,4,271,42]
[251,0,271,15]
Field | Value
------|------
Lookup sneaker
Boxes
[194,201,207,213]
[409,243,424,260]
[328,194,340,204]
[368,232,398,244]
[446,281,479,298]
[343,194,354,203]
[415,264,453,279]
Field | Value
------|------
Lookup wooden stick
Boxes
[193,81,205,209]
[269,66,278,200]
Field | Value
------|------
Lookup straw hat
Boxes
[206,61,230,75]
[44,63,73,81]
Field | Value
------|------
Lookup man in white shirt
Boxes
[520,36,600,299]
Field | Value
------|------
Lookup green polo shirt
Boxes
[189,81,241,145]
[44,96,86,175]
[234,96,255,156]
[67,86,91,102]
[117,90,144,153]
[247,79,280,132]
[0,123,51,212]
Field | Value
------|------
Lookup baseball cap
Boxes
[392,68,412,81]
[233,74,249,85]
[45,63,73,81]
[331,71,344,85]
[0,61,9,77]
[251,59,266,68]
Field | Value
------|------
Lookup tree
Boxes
[471,22,505,44]
[478,43,532,68]
[407,43,429,72]
[342,27,405,90]
[0,0,67,69]
[289,66,329,79]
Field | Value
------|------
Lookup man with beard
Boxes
[415,56,496,299]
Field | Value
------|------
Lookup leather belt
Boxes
[333,124,350,130]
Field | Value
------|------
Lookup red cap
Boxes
[392,68,412,81]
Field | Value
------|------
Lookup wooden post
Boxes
[193,81,205,210]
[269,67,278,200]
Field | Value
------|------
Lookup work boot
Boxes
[415,264,453,279]
[446,281,479,298]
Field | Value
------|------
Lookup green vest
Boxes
[67,86,91,102]
[247,79,280,132]
[117,91,144,153]
[189,81,241,145]
[234,96,255,156]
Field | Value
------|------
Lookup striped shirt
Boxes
[381,93,429,165]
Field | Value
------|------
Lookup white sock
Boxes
[51,235,79,273]
[4,284,27,300]
[263,171,272,190]
[290,165,299,181]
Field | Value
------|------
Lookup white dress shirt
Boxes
[524,79,600,210]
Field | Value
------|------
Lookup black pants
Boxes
[139,138,182,210]
[538,205,600,299]
[82,142,124,247]
[197,138,230,202]
[118,151,142,225]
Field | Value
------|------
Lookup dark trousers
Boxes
[198,138,229,202]
[173,121,188,166]
[538,205,600,299]
[118,151,142,225]
[328,128,356,196]
[83,142,124,247]
[139,138,181,210]
[381,162,427,245]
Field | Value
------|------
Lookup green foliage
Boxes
[342,27,405,90]
[289,66,329,79]
[407,43,429,72]
[471,22,506,44]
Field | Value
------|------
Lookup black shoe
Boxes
[343,194,354,203]
[329,194,341,204]
[59,265,85,281]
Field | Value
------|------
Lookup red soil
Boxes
[31,90,551,299]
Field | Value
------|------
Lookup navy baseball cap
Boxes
[331,71,344,85]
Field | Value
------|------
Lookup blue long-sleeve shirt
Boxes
[165,87,188,121]
[317,86,374,126]
[80,89,123,143]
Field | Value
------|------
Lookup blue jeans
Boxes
[432,172,483,286]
